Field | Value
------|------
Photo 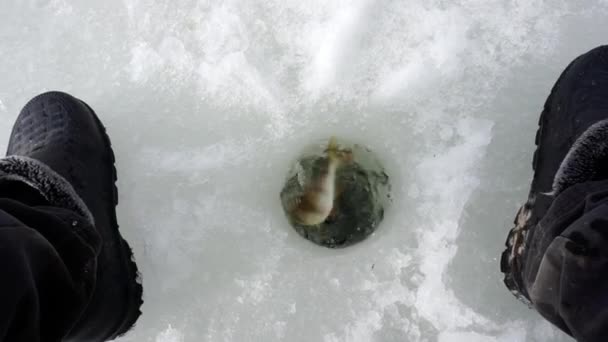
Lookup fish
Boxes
[289,137,352,226]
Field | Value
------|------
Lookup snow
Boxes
[1,0,608,341]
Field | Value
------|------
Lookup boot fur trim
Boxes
[0,155,94,224]
[552,119,608,196]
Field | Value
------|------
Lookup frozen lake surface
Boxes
[1,0,608,341]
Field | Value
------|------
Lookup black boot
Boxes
[501,46,608,303]
[5,91,142,341]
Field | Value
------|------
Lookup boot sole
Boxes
[74,101,143,340]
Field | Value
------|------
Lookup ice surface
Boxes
[1,0,608,341]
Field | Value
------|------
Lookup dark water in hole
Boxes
[280,140,391,248]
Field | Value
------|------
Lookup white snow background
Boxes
[1,0,608,341]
